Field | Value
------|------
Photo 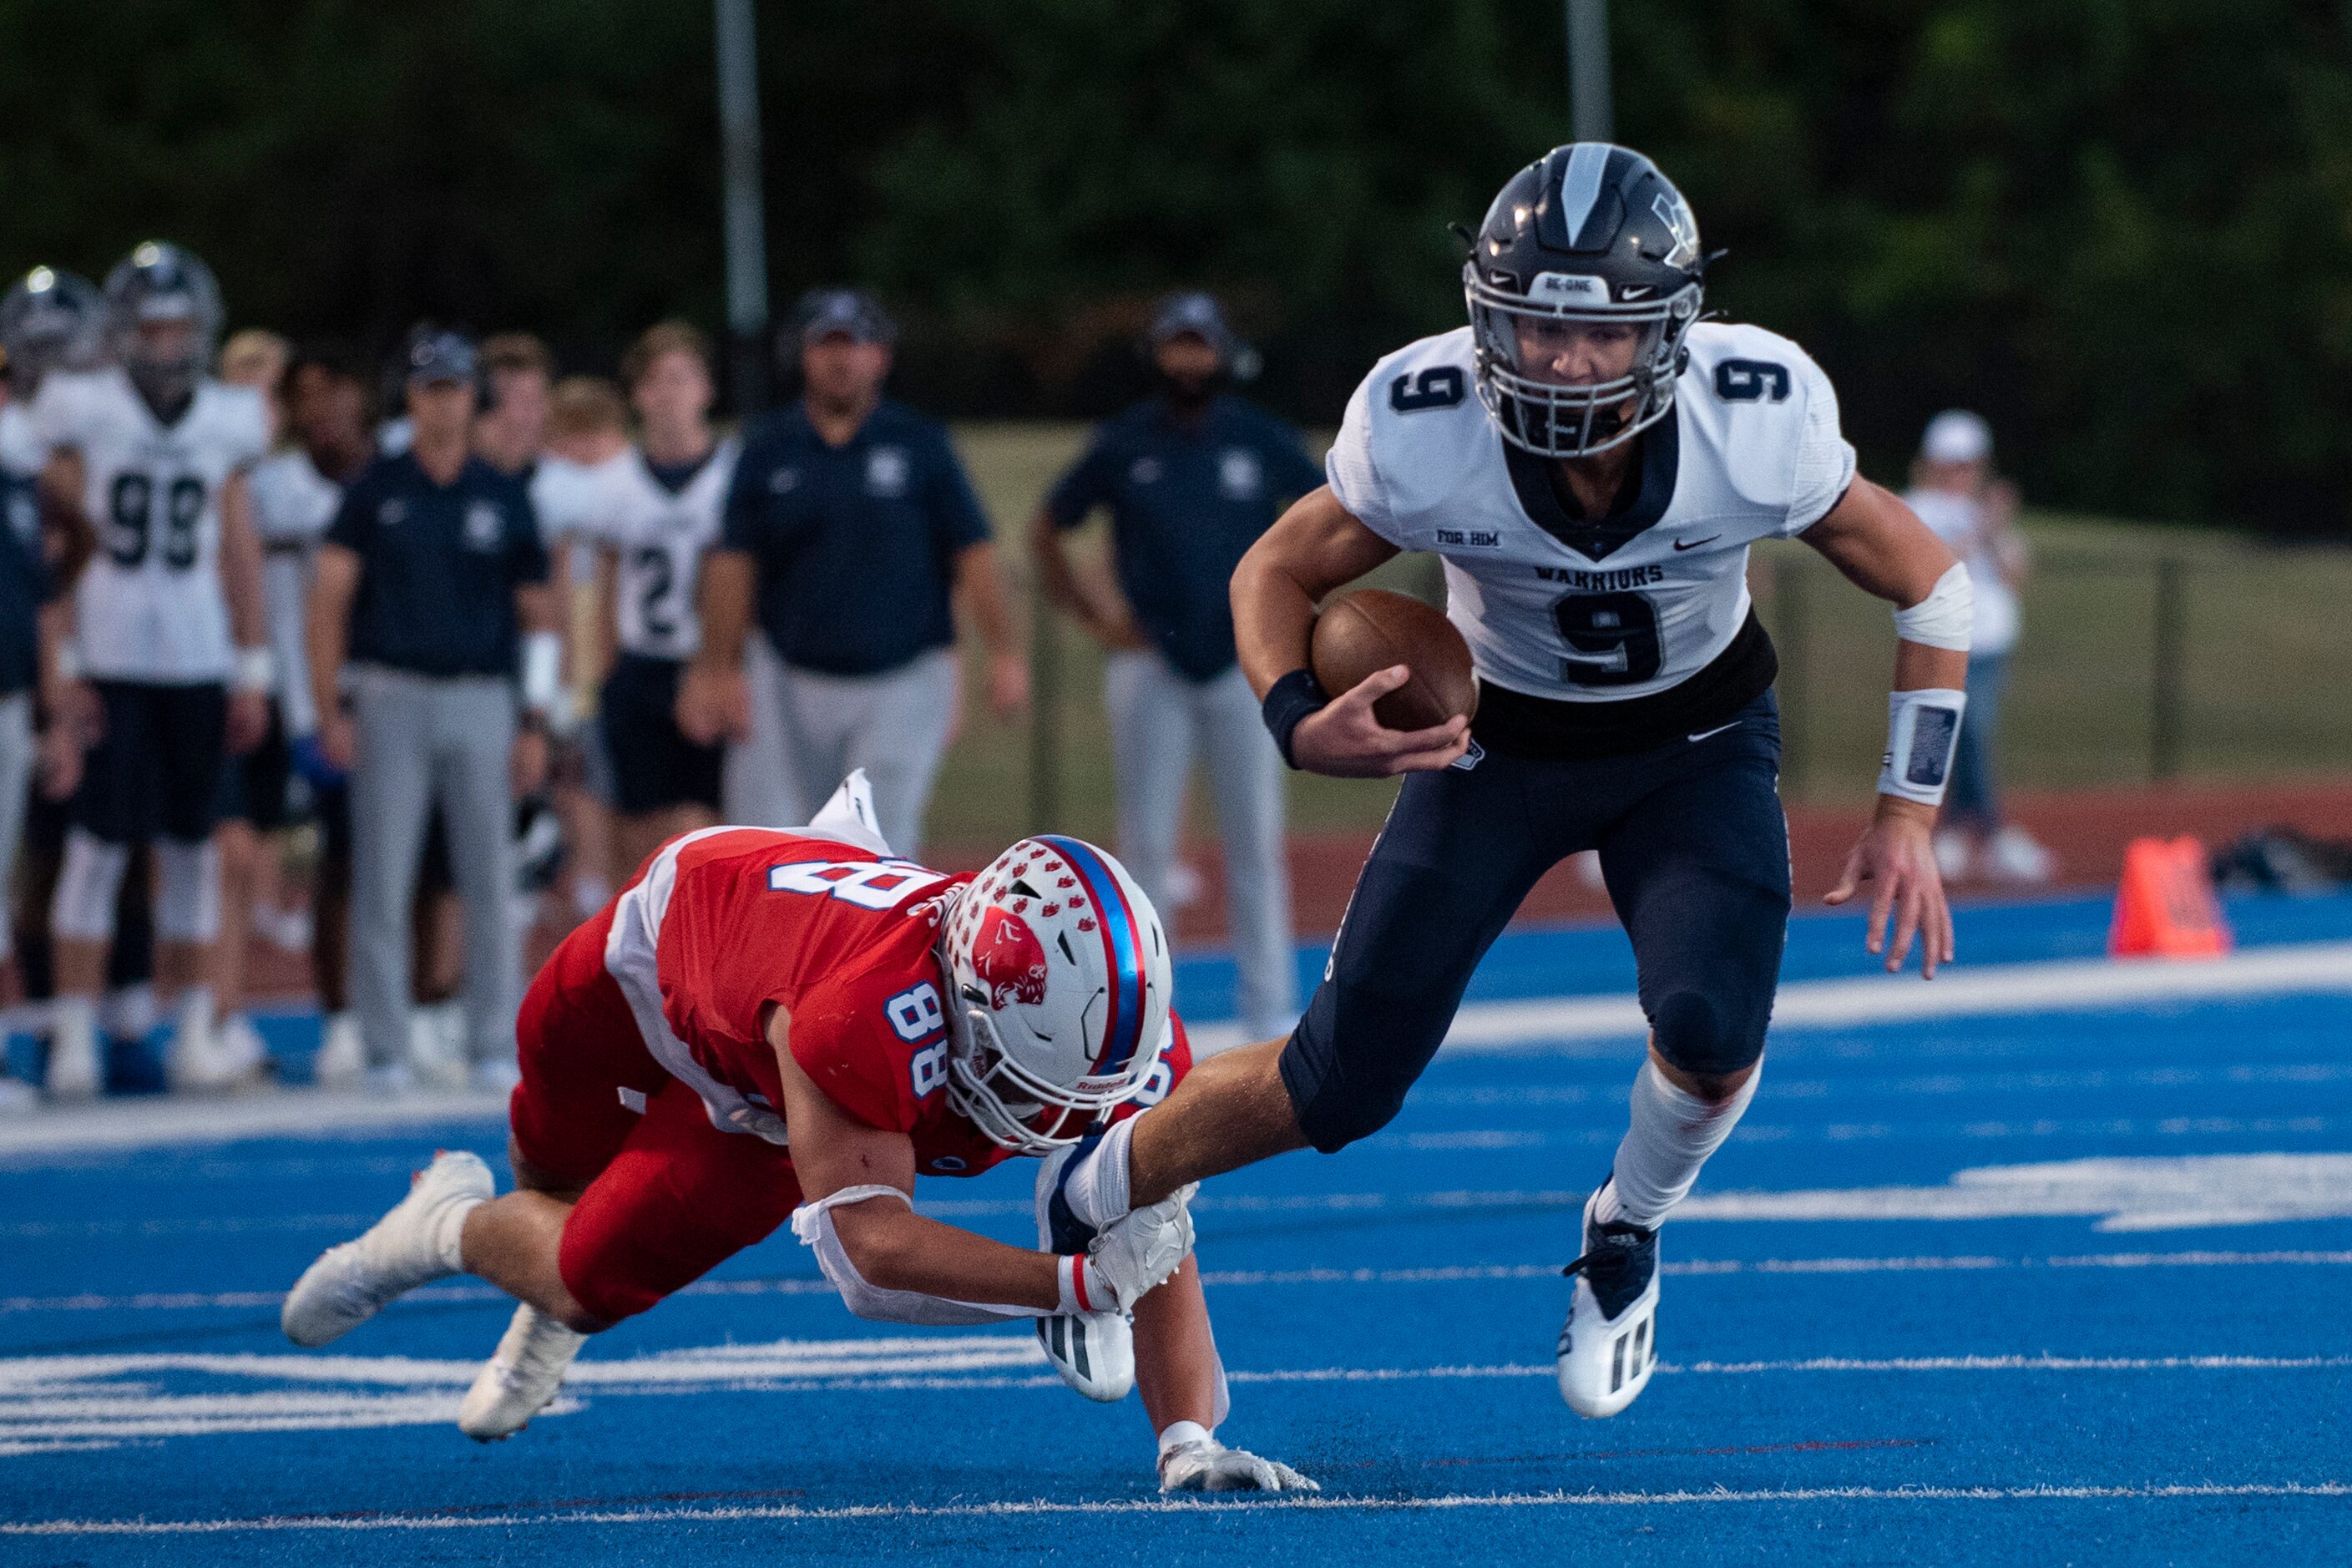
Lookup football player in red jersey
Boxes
[281,776,1313,1494]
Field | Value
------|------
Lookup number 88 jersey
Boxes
[590,440,739,663]
[29,367,269,684]
[1323,321,1854,705]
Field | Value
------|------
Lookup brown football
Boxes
[1309,588,1479,731]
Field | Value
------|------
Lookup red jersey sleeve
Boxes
[1109,1011,1193,1124]
[787,966,954,1136]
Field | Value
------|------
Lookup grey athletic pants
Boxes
[1104,650,1297,1039]
[754,647,959,858]
[346,667,519,1070]
[0,692,31,962]
[721,631,795,832]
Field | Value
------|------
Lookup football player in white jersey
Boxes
[1044,144,1976,1421]
[32,242,274,1098]
[587,321,739,880]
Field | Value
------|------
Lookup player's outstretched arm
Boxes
[306,544,363,773]
[774,1017,1181,1318]
[1233,488,1469,776]
[1131,1257,1318,1493]
[1802,479,1970,978]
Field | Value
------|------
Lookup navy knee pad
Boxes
[1647,986,1767,1080]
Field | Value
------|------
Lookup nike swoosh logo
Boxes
[1672,535,1722,552]
[1687,721,1740,744]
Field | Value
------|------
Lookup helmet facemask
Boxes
[1464,261,1698,459]
[941,980,1156,1156]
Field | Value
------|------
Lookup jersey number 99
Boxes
[106,473,205,571]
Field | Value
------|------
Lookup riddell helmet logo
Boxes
[971,905,1049,1009]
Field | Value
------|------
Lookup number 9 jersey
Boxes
[30,366,270,683]
[1323,321,1854,706]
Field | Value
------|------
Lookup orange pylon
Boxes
[2109,836,2233,959]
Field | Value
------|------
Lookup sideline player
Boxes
[585,322,736,880]
[246,342,377,1084]
[33,242,275,1097]
[1046,144,1972,1419]
[681,290,1028,857]
[1032,292,1319,1043]
[281,777,1313,1494]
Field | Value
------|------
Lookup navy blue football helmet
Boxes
[1464,144,1707,458]
[104,241,223,402]
[0,267,107,392]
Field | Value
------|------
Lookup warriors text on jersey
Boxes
[591,441,739,662]
[31,367,269,683]
[602,827,1187,1177]
[1325,322,1854,709]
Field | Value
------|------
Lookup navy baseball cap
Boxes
[1148,291,1234,352]
[404,328,478,386]
[795,289,896,347]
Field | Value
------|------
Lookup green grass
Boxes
[922,424,2352,850]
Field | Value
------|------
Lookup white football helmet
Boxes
[938,835,1171,1156]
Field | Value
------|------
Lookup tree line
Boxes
[2,0,2346,531]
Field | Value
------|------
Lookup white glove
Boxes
[1083,1183,1195,1312]
[1158,1424,1318,1494]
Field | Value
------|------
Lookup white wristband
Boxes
[1055,1253,1105,1315]
[1157,1419,1215,1459]
[1892,562,1974,651]
[519,630,562,714]
[230,645,274,695]
[1879,687,1968,806]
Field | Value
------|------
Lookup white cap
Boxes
[1921,409,1992,464]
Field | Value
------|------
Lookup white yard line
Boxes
[6,1480,2347,1535]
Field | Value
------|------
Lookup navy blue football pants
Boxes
[1279,694,1792,1153]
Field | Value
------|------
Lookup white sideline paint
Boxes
[4,940,2349,1156]
[3,1333,2344,1459]
[7,1480,2349,1535]
[1187,938,2352,1058]
[9,1248,2349,1317]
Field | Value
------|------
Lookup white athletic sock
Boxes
[1602,1059,1761,1229]
[1065,1116,1136,1230]
[433,1196,484,1274]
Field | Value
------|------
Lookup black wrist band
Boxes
[1260,667,1329,770]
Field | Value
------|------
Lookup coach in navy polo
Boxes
[683,289,1025,854]
[307,328,561,1093]
[1029,292,1321,1041]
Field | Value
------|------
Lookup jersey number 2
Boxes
[630,546,680,640]
[1552,590,1662,685]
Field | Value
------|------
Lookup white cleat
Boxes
[1555,1186,1661,1419]
[43,1000,101,1102]
[406,1006,469,1094]
[1035,1311,1135,1402]
[313,1012,366,1091]
[459,1302,586,1441]
[281,1150,491,1348]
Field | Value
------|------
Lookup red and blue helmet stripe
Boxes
[1035,835,1149,1078]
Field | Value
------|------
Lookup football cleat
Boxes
[281,1150,489,1348]
[313,1012,366,1090]
[1034,1310,1135,1403]
[459,1302,586,1441]
[43,1000,101,1102]
[1555,1182,1661,1418]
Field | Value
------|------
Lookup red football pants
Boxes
[508,904,803,1323]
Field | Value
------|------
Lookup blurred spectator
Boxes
[531,375,633,922]
[245,341,377,1086]
[473,332,554,478]
[307,329,557,1094]
[219,327,290,442]
[1905,410,2051,883]
[1030,292,1314,1041]
[683,290,1024,855]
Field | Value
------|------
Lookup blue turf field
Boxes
[4,893,2350,1564]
